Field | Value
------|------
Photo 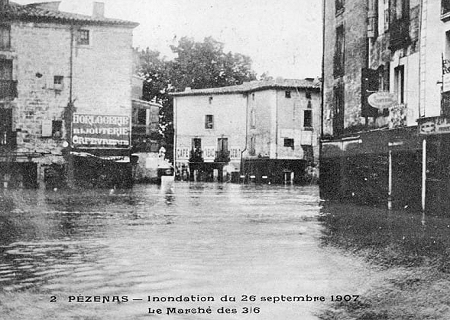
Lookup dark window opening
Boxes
[205,114,214,129]
[0,25,11,50]
[305,91,312,99]
[334,25,345,78]
[77,29,90,45]
[443,0,450,16]
[361,68,380,117]
[304,110,312,128]
[336,0,345,13]
[285,90,291,98]
[394,65,405,104]
[249,136,256,156]
[192,138,201,149]
[52,120,62,139]
[0,107,15,148]
[137,109,146,125]
[333,83,345,136]
[284,138,294,149]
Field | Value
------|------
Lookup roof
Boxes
[1,1,139,27]
[170,78,321,97]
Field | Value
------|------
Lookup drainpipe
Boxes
[240,93,249,176]
[65,24,75,188]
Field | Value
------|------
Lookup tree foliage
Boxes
[137,37,257,161]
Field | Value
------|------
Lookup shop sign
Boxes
[442,58,450,92]
[419,117,450,134]
[368,92,397,109]
[176,147,190,159]
[203,147,216,160]
[230,147,241,159]
[72,114,130,148]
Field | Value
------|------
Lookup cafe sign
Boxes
[72,114,130,148]
[368,91,397,110]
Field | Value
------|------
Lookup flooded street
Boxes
[0,183,379,320]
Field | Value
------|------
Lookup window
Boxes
[205,114,214,129]
[0,108,14,147]
[284,138,294,149]
[208,96,213,104]
[394,65,405,104]
[285,90,291,98]
[334,25,345,78]
[336,0,345,13]
[53,76,64,90]
[333,83,345,136]
[305,91,312,99]
[217,138,228,152]
[192,138,201,149]
[249,135,256,156]
[77,29,90,45]
[443,0,450,16]
[137,108,146,125]
[52,120,62,139]
[0,25,10,50]
[304,110,312,128]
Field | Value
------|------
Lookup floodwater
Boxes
[0,182,380,320]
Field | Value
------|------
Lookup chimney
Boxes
[92,2,104,19]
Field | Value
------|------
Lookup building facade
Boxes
[131,75,164,182]
[172,78,321,183]
[321,0,450,214]
[0,0,138,188]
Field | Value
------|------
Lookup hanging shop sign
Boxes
[418,117,450,135]
[368,91,397,110]
[72,114,130,148]
[442,58,450,92]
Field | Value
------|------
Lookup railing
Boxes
[0,80,17,100]
[389,18,410,50]
[215,150,230,163]
[189,149,203,163]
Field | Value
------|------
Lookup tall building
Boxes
[0,0,138,188]
[321,0,450,213]
[172,78,321,183]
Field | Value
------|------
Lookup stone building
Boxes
[0,0,138,188]
[321,0,450,214]
[172,78,321,183]
[130,75,163,182]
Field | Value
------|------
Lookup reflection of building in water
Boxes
[0,0,138,189]
[171,78,321,184]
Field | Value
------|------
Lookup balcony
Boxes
[189,148,203,163]
[389,18,410,50]
[0,80,17,100]
[215,150,230,163]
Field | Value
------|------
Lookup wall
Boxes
[322,0,368,136]
[10,21,134,164]
[174,93,247,169]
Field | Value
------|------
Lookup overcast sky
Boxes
[13,0,323,79]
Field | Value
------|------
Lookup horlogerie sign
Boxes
[72,114,130,148]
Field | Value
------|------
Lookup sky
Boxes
[13,0,323,79]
